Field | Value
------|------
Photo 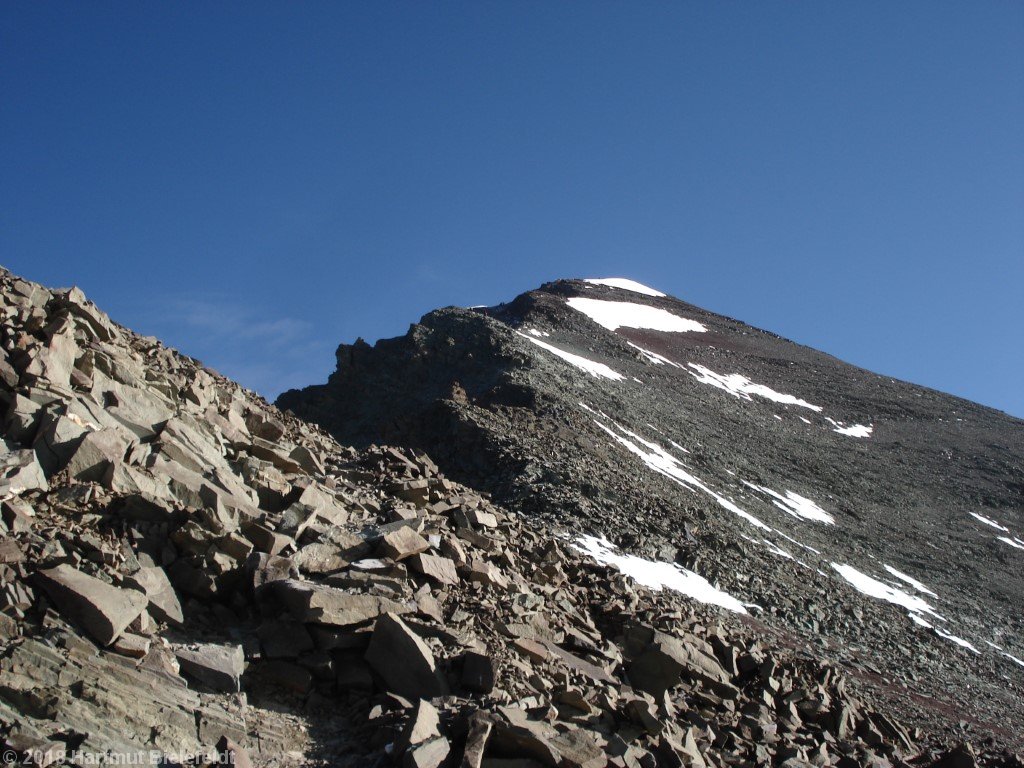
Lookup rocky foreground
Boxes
[0,268,1019,767]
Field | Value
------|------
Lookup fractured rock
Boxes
[380,526,431,561]
[35,564,147,645]
[65,428,130,482]
[273,578,410,626]
[411,552,460,585]
[396,698,441,754]
[365,612,447,699]
[174,642,245,692]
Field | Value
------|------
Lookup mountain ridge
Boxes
[279,276,1024,744]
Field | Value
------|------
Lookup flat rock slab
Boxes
[35,564,147,646]
[0,449,49,496]
[411,553,460,585]
[174,642,245,692]
[274,578,409,626]
[380,526,431,561]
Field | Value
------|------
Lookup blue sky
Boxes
[3,2,1022,416]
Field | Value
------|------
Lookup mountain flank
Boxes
[279,277,1024,749]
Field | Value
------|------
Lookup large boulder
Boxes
[365,613,447,699]
[273,579,410,626]
[174,642,245,692]
[0,449,48,497]
[35,565,147,646]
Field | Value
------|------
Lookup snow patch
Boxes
[933,628,979,654]
[997,536,1024,551]
[830,563,940,617]
[969,512,1009,532]
[743,482,835,524]
[627,342,684,368]
[763,540,795,560]
[567,297,707,334]
[883,565,938,597]
[573,534,748,613]
[688,364,822,412]
[593,416,770,531]
[826,418,873,438]
[583,278,666,297]
[517,332,624,381]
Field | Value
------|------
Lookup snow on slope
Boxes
[567,297,708,334]
[517,331,624,381]
[573,534,748,613]
[688,364,823,412]
[742,482,835,524]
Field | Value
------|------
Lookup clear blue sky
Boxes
[3,3,1022,416]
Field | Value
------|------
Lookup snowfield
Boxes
[567,297,708,334]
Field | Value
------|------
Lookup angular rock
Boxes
[258,620,315,658]
[35,564,147,645]
[0,448,49,496]
[273,578,410,626]
[365,612,446,699]
[461,713,494,768]
[411,552,460,585]
[65,428,130,482]
[216,737,254,768]
[123,565,184,626]
[174,642,245,692]
[461,650,497,694]
[628,632,734,698]
[404,737,450,768]
[380,526,431,561]
[396,699,441,754]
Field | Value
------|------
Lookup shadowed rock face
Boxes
[279,278,1024,744]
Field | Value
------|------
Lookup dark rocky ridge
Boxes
[279,279,1024,748]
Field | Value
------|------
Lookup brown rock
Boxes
[274,579,410,626]
[174,642,245,692]
[35,564,147,646]
[396,699,441,754]
[412,552,460,585]
[381,526,431,561]
[365,613,447,699]
[404,738,451,768]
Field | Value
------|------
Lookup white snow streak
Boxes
[583,278,666,297]
[997,536,1024,550]
[825,418,873,438]
[573,534,747,613]
[566,297,708,334]
[830,563,940,617]
[627,342,684,368]
[687,364,822,412]
[933,628,980,653]
[593,417,770,531]
[969,512,1009,532]
[883,565,938,597]
[517,332,624,381]
[743,482,835,524]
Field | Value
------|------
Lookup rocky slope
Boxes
[0,267,1019,768]
[279,278,1024,753]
